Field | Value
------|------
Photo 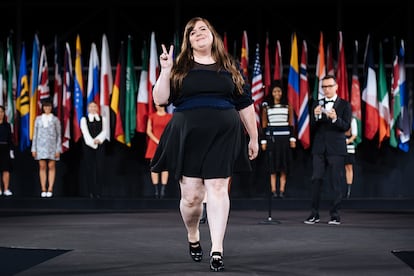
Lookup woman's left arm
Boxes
[238,104,259,160]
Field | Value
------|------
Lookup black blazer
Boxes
[310,97,352,155]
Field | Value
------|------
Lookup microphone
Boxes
[317,99,324,120]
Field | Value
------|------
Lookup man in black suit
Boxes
[304,75,352,225]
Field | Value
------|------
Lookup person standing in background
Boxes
[145,103,172,199]
[0,105,14,196]
[345,117,357,198]
[80,101,108,198]
[31,99,62,198]
[151,17,258,272]
[304,75,351,225]
[260,81,296,198]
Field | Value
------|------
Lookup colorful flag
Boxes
[336,31,349,101]
[298,40,310,149]
[326,42,334,76]
[73,35,84,143]
[62,43,73,153]
[223,32,228,52]
[251,44,264,125]
[16,43,30,151]
[147,32,158,118]
[287,32,300,118]
[263,34,271,97]
[397,40,409,152]
[136,40,149,133]
[6,35,17,144]
[29,34,40,140]
[125,36,137,147]
[38,45,50,102]
[53,36,63,123]
[389,38,400,148]
[240,31,249,81]
[86,42,100,108]
[377,42,390,147]
[100,34,113,141]
[313,32,326,100]
[350,40,362,146]
[273,40,283,81]
[361,34,378,140]
[0,43,5,106]
[110,41,126,144]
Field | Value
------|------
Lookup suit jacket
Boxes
[310,97,352,155]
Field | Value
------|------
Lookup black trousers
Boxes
[311,154,345,218]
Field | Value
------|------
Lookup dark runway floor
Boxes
[0,204,413,275]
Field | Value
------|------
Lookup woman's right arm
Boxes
[153,44,174,105]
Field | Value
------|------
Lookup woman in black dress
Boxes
[151,17,258,271]
[0,105,14,196]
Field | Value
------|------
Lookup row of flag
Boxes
[0,30,411,155]
[238,31,410,152]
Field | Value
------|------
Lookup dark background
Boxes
[1,0,414,199]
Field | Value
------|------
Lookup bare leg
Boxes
[39,160,47,192]
[160,171,169,198]
[270,173,277,194]
[47,160,56,192]
[205,177,230,254]
[2,171,10,191]
[280,172,287,193]
[179,176,205,243]
[150,172,160,198]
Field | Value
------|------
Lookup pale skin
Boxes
[345,128,357,185]
[0,107,11,193]
[314,80,338,121]
[153,20,258,255]
[32,104,60,194]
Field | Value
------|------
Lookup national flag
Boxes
[62,43,73,153]
[136,40,149,133]
[29,34,40,141]
[313,32,326,100]
[147,32,158,118]
[86,42,100,108]
[336,31,349,101]
[389,38,400,148]
[397,40,409,152]
[361,34,378,140]
[287,33,300,118]
[100,33,113,141]
[16,43,30,151]
[125,36,137,147]
[110,41,126,144]
[273,40,283,81]
[38,45,50,102]
[298,40,310,149]
[251,44,264,125]
[263,33,271,97]
[326,42,334,76]
[73,34,85,143]
[240,31,249,81]
[0,43,5,106]
[6,35,17,144]
[350,40,362,146]
[377,42,390,147]
[223,32,228,52]
[53,36,63,123]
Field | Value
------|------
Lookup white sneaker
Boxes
[4,190,12,196]
[46,192,53,197]
[41,192,47,197]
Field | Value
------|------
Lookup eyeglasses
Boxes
[321,84,336,89]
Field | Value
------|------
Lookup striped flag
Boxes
[251,44,264,125]
[287,32,300,118]
[361,34,378,140]
[38,45,50,102]
[100,34,113,141]
[125,36,137,147]
[29,34,40,140]
[148,32,158,118]
[136,40,149,133]
[377,42,390,147]
[313,32,326,100]
[62,43,73,153]
[397,40,409,152]
[336,31,349,101]
[6,36,17,144]
[273,40,283,81]
[240,31,249,81]
[16,43,30,151]
[73,34,85,143]
[389,38,400,148]
[53,36,63,124]
[350,40,362,146]
[298,40,310,149]
[86,42,100,108]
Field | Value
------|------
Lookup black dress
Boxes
[0,121,13,172]
[150,62,253,180]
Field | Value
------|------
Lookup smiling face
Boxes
[321,77,338,99]
[189,20,213,52]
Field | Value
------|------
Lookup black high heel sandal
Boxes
[210,251,224,272]
[189,241,203,262]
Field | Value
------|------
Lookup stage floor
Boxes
[0,209,413,275]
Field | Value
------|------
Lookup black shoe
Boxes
[189,241,203,262]
[279,192,285,198]
[210,252,224,272]
[272,192,278,198]
[328,217,341,225]
[304,214,320,224]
